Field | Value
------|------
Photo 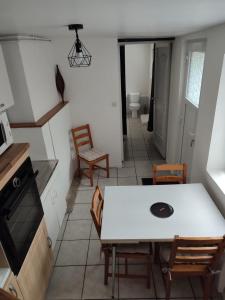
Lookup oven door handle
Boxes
[34,170,39,177]
[0,122,6,143]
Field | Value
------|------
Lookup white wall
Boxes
[19,40,59,121]
[167,23,225,215]
[12,125,55,160]
[52,37,123,167]
[2,39,59,123]
[49,104,75,197]
[125,44,152,97]
[207,54,225,172]
[1,41,34,122]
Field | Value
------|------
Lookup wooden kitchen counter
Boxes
[0,143,29,190]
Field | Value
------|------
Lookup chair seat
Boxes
[79,148,106,161]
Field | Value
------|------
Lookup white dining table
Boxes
[101,183,225,298]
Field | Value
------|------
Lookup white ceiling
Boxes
[1,0,225,39]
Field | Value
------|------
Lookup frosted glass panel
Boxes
[186,51,205,107]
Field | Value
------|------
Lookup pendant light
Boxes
[68,24,92,67]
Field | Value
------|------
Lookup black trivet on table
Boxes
[150,202,174,218]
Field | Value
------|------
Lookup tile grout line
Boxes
[54,213,69,267]
[80,210,92,300]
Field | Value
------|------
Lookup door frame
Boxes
[120,45,127,135]
[118,37,175,139]
[153,42,172,159]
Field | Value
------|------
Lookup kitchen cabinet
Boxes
[0,46,14,112]
[53,172,67,227]
[11,104,73,249]
[4,272,23,299]
[42,166,67,248]
[42,188,60,249]
[3,220,53,300]
[16,219,53,300]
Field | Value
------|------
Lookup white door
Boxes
[180,41,206,177]
[153,43,171,158]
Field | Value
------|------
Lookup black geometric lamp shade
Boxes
[68,24,92,67]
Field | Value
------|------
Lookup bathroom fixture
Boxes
[128,92,140,118]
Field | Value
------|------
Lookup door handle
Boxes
[190,139,195,147]
[0,122,6,143]
[47,236,52,248]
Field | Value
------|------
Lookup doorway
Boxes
[119,41,172,162]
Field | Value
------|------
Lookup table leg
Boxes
[112,245,116,299]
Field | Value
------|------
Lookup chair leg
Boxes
[89,164,94,186]
[104,250,109,285]
[77,157,81,177]
[203,275,212,300]
[164,273,172,300]
[106,155,109,178]
[146,255,151,289]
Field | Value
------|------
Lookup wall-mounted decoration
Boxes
[55,65,65,103]
[68,24,92,67]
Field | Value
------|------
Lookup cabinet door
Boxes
[53,174,67,228]
[17,220,53,300]
[4,272,24,299]
[0,46,14,112]
[42,188,60,248]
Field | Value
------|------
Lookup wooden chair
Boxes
[152,163,187,185]
[72,124,109,186]
[152,163,188,263]
[160,235,225,300]
[90,186,152,288]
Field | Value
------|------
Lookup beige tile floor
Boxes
[46,118,222,300]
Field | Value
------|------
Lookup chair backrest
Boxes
[152,163,187,184]
[90,186,104,238]
[168,235,225,271]
[71,124,93,155]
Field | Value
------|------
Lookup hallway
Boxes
[124,117,164,164]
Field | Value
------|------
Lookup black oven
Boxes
[0,157,44,275]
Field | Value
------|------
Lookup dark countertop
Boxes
[32,160,58,196]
